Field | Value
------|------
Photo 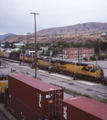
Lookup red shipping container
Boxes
[8,74,63,120]
[61,96,107,120]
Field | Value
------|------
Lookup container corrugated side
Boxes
[8,74,63,119]
[8,95,43,120]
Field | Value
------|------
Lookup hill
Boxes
[0,33,15,40]
[36,22,107,36]
[0,22,107,44]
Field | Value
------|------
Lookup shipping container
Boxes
[8,74,63,120]
[61,96,107,120]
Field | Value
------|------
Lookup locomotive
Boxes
[6,53,105,83]
[36,57,104,83]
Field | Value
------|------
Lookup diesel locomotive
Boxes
[36,58,104,83]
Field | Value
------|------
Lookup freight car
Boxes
[4,74,107,120]
[3,52,105,83]
[4,74,63,120]
[61,96,107,120]
[20,53,35,63]
[0,71,8,97]
[0,51,4,57]
[0,71,8,80]
[8,52,20,60]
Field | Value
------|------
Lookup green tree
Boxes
[4,42,10,48]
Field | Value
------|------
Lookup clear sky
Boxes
[0,0,107,35]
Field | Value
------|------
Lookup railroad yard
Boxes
[0,58,107,119]
[0,58,107,99]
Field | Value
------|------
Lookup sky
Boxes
[0,0,107,35]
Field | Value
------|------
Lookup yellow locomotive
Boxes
[20,54,35,63]
[37,58,59,72]
[58,61,104,82]
[37,58,104,82]
[19,54,104,82]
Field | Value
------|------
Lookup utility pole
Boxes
[81,47,82,63]
[78,48,79,63]
[27,32,30,55]
[30,12,39,78]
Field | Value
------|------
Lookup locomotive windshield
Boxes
[93,66,101,70]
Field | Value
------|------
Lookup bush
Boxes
[98,54,105,60]
[90,56,96,61]
[83,57,88,61]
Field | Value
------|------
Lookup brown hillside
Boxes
[0,22,107,44]
[36,22,107,35]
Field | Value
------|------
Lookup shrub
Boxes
[83,57,88,61]
[98,54,105,60]
[90,56,96,61]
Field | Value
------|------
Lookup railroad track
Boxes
[0,57,19,63]
[0,57,32,68]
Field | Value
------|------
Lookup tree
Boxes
[4,42,10,48]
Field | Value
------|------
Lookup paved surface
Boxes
[0,103,17,120]
[0,109,8,120]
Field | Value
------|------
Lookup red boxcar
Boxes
[61,96,107,120]
[7,74,63,120]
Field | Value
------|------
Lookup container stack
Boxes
[8,74,63,120]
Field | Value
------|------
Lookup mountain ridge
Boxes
[0,22,107,43]
[0,33,15,40]
[36,22,107,36]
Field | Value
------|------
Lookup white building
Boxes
[11,48,20,52]
[13,43,26,48]
[0,47,4,51]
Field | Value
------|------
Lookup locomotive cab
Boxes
[86,65,93,72]
[92,65,104,80]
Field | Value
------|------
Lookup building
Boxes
[41,46,49,53]
[63,48,95,60]
[11,48,20,52]
[101,32,107,37]
[0,47,4,51]
[13,43,26,48]
[0,43,5,47]
[5,48,12,53]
